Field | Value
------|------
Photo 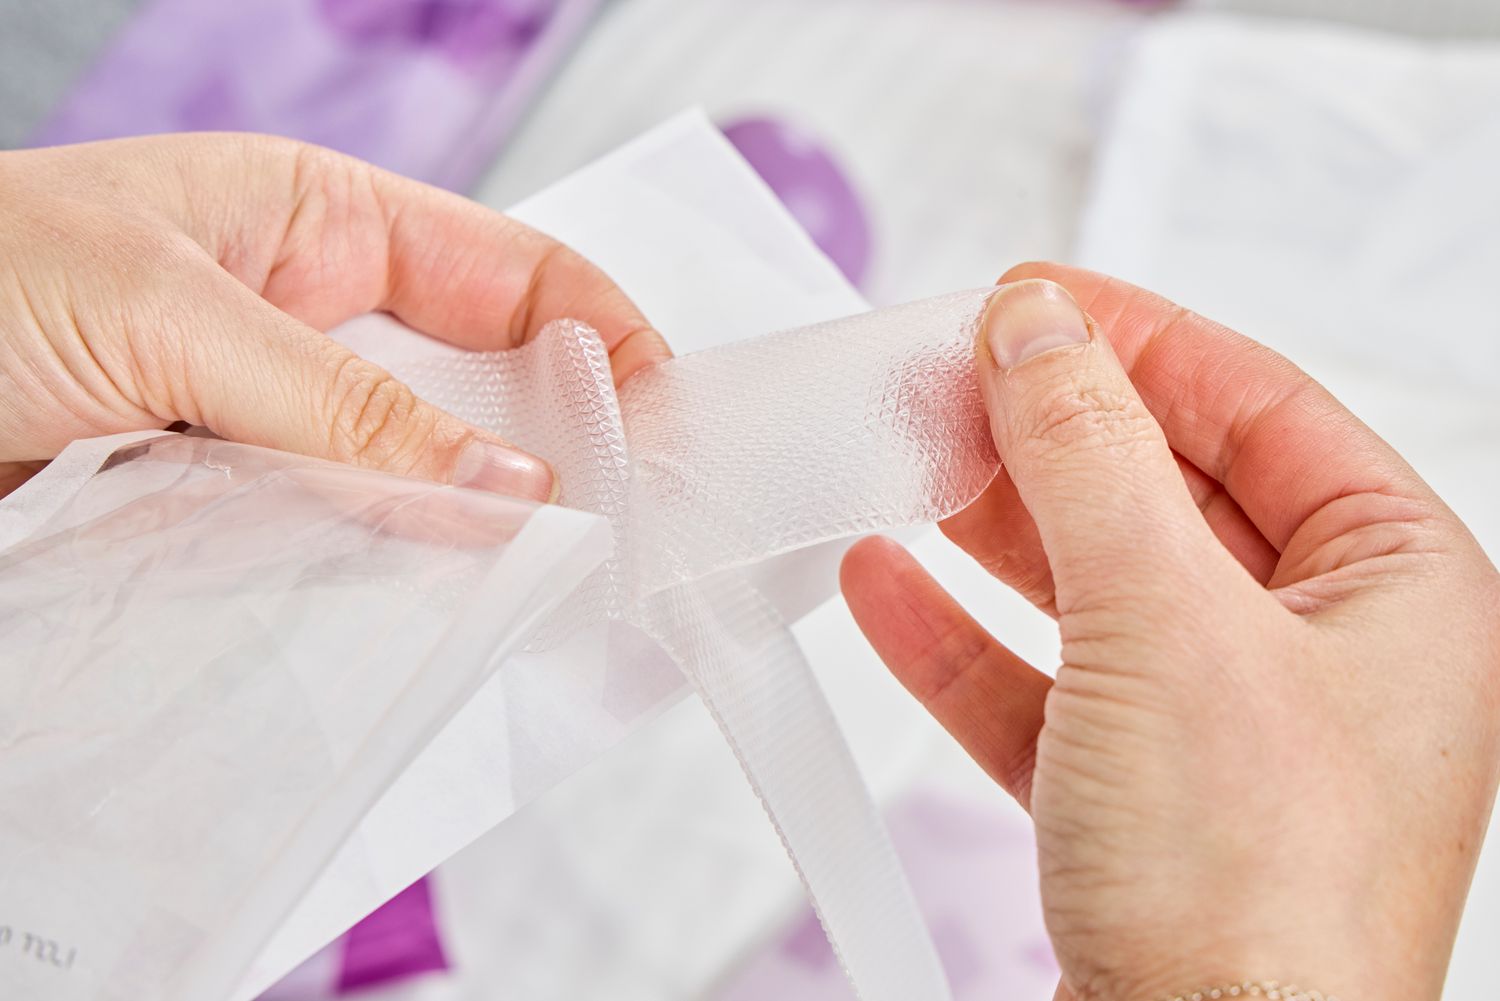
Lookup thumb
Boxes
[976,279,1226,614]
[176,283,555,502]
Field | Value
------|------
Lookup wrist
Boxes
[1056,843,1456,1001]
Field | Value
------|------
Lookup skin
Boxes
[842,266,1500,1001]
[0,133,670,501]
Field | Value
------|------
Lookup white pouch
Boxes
[0,433,610,1001]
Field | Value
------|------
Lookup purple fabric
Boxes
[318,0,550,71]
[721,117,873,288]
[335,877,449,993]
[30,0,603,191]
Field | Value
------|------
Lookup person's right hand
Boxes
[841,265,1500,1001]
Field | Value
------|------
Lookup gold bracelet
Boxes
[1159,982,1339,1001]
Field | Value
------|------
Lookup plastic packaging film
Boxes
[0,435,612,1001]
[0,287,1004,1001]
[387,286,1003,1001]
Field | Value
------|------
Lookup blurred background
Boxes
[4,1,1498,999]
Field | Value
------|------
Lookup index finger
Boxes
[106,134,671,386]
[368,165,672,385]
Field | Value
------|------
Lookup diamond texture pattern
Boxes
[390,289,1002,1001]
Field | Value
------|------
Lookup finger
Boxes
[1173,453,1281,583]
[58,440,532,557]
[181,137,670,386]
[364,191,671,386]
[161,265,555,502]
[939,449,1280,616]
[976,279,1242,615]
[939,469,1057,615]
[841,536,1050,810]
[997,263,1440,563]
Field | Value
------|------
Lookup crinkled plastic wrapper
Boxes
[1,288,1004,1001]
[0,435,610,1001]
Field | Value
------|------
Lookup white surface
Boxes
[476,0,1142,307]
[1077,14,1500,999]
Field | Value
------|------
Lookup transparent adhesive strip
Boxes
[391,287,1003,1001]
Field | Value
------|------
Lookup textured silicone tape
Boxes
[390,287,1004,1001]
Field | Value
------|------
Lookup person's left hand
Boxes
[0,133,669,500]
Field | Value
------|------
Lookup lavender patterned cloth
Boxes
[31,0,602,190]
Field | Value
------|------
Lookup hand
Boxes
[841,265,1500,1001]
[0,133,668,500]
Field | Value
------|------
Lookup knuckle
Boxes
[508,239,592,344]
[999,741,1038,805]
[286,144,358,225]
[979,549,1053,607]
[238,133,347,182]
[226,131,304,165]
[275,141,385,291]
[289,140,362,199]
[325,358,431,470]
[1018,381,1158,460]
[115,220,204,275]
[920,620,996,706]
[108,224,215,339]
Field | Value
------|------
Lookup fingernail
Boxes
[982,279,1091,370]
[454,440,556,503]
